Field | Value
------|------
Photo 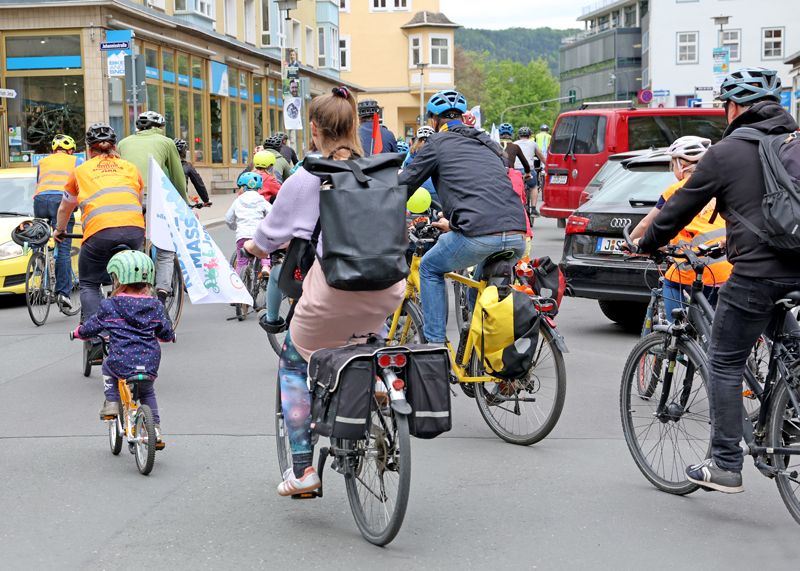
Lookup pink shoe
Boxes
[277,467,321,497]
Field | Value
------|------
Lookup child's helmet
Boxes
[396,140,409,153]
[107,250,154,286]
[237,171,263,190]
[253,150,276,169]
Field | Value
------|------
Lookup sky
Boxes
[439,0,589,31]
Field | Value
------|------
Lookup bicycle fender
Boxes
[543,318,568,353]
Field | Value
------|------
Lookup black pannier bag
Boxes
[403,345,452,439]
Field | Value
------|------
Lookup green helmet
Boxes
[107,250,155,286]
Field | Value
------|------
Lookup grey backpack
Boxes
[726,127,800,255]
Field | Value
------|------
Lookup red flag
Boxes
[371,112,383,155]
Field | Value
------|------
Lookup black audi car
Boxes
[560,152,675,330]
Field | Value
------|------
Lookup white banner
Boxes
[490,123,500,143]
[283,96,303,130]
[147,158,253,305]
[470,105,482,130]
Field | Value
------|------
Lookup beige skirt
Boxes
[289,261,406,361]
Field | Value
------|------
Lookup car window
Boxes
[0,177,36,216]
[590,167,675,205]
[549,116,576,155]
[587,159,623,189]
[628,114,727,150]
[550,115,607,155]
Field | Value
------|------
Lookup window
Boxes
[393,0,408,8]
[306,26,314,66]
[339,35,351,71]
[245,0,256,44]
[623,4,636,27]
[720,29,740,61]
[175,0,187,10]
[339,0,349,11]
[224,0,237,36]
[763,27,784,59]
[430,36,450,67]
[642,67,649,88]
[177,0,214,17]
[331,28,339,69]
[627,114,727,150]
[549,116,607,155]
[318,27,326,67]
[292,20,302,55]
[261,0,271,45]
[642,30,649,54]
[409,35,421,67]
[676,31,698,64]
[372,0,387,9]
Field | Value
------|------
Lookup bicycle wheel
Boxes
[451,272,472,334]
[236,265,253,321]
[109,403,124,455]
[386,299,425,346]
[344,404,411,546]
[134,404,157,475]
[165,258,184,329]
[275,376,292,477]
[82,341,92,377]
[472,323,567,445]
[620,332,710,495]
[61,266,81,317]
[25,252,51,326]
[267,295,292,356]
[768,380,800,525]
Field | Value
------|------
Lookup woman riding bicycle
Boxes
[55,123,145,320]
[244,87,405,496]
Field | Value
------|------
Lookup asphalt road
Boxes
[1,219,798,569]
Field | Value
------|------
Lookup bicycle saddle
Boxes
[125,373,156,384]
[481,250,517,281]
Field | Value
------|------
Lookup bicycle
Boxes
[619,235,800,524]
[275,346,412,546]
[22,222,81,326]
[387,217,568,446]
[232,249,268,321]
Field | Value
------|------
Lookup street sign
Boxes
[638,89,654,104]
[0,88,17,98]
[653,90,670,97]
[687,98,702,108]
[100,41,130,51]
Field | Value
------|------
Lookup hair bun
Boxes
[331,86,350,99]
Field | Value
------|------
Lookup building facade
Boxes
[338,0,457,141]
[0,0,348,191]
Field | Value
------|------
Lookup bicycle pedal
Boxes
[155,442,166,451]
[101,415,116,421]
[291,490,320,500]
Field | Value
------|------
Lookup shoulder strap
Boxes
[726,126,767,143]
[728,208,769,243]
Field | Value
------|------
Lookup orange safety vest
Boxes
[661,178,732,287]
[65,156,144,240]
[35,153,79,196]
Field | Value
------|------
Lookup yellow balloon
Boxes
[407,187,432,214]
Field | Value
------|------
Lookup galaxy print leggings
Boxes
[279,332,314,477]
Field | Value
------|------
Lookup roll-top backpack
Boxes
[725,127,800,255]
[303,153,410,291]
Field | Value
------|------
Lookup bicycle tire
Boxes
[267,294,292,356]
[109,403,123,455]
[620,332,710,495]
[134,404,157,475]
[387,299,426,346]
[25,252,50,326]
[60,266,82,317]
[344,407,411,546]
[82,341,93,377]
[165,257,185,329]
[275,373,293,477]
[472,322,567,445]
[768,379,800,525]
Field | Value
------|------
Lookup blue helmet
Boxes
[719,68,782,105]
[237,171,263,190]
[498,123,514,138]
[396,140,409,153]
[426,90,468,117]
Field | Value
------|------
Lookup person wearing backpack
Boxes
[636,68,800,493]
[243,86,405,497]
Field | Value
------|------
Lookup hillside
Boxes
[455,27,579,74]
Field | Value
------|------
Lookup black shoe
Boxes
[686,459,744,493]
[157,289,168,305]
[259,314,287,334]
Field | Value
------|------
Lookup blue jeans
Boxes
[419,231,526,343]
[662,279,719,321]
[33,194,74,296]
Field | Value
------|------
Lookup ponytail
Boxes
[309,86,363,158]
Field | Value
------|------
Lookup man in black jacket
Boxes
[638,68,800,493]
[357,99,398,156]
[399,90,528,344]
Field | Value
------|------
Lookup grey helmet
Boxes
[136,110,165,131]
[719,68,782,105]
[357,99,380,118]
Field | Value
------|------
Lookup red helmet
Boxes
[462,111,476,127]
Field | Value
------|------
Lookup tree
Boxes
[480,58,561,130]
[454,47,487,109]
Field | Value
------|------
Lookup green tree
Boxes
[454,47,487,109]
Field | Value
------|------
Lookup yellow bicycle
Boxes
[386,219,567,445]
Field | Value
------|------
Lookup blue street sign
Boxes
[100,41,130,51]
[653,90,670,97]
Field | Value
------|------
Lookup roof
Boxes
[401,11,459,29]
[785,50,800,66]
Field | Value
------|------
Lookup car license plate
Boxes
[596,237,626,254]
[549,174,567,185]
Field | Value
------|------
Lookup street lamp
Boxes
[712,15,730,47]
[417,62,428,127]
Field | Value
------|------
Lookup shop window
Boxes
[177,53,190,87]
[162,50,176,84]
[5,34,81,70]
[240,102,250,163]
[146,84,160,112]
[210,97,224,163]
[229,100,239,163]
[163,87,176,138]
[193,92,205,161]
[145,47,159,80]
[191,57,204,89]
[179,91,190,141]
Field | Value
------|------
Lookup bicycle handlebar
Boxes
[621,223,724,270]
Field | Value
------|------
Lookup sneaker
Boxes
[154,424,165,450]
[530,206,540,218]
[156,289,168,305]
[57,293,73,310]
[259,315,286,334]
[99,400,119,420]
[278,467,321,497]
[686,459,744,493]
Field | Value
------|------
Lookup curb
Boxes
[203,217,227,229]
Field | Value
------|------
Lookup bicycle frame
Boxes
[116,378,140,442]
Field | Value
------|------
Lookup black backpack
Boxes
[303,153,409,291]
[726,127,800,255]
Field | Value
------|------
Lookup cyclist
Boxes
[262,134,293,183]
[54,123,145,320]
[33,134,83,310]
[402,126,438,203]
[637,68,800,493]
[252,150,282,203]
[398,90,528,345]
[226,172,270,274]
[535,124,551,157]
[498,123,532,180]
[174,138,211,206]
[357,99,398,156]
[514,126,546,217]
[276,132,298,166]
[244,86,405,495]
[632,136,731,319]
[118,111,187,305]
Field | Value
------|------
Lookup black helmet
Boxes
[719,67,782,105]
[518,126,532,138]
[173,138,188,154]
[357,99,380,118]
[85,122,117,147]
[263,133,283,150]
[11,219,51,248]
[540,124,549,132]
[136,110,166,131]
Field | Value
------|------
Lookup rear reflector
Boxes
[565,215,590,234]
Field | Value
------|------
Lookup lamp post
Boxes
[712,15,730,47]
[417,62,428,127]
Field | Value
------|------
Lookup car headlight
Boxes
[0,240,24,261]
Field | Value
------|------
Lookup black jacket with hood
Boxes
[398,123,527,237]
[640,100,800,278]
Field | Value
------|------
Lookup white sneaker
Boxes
[277,467,321,496]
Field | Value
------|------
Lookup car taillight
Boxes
[565,215,590,234]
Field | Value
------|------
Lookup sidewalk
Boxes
[195,192,237,229]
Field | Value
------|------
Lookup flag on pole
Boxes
[490,123,500,143]
[147,158,253,306]
[371,112,383,155]
[470,105,482,130]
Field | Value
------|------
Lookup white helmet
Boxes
[416,126,435,139]
[667,136,711,162]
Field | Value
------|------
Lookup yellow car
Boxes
[0,168,80,295]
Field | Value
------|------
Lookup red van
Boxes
[541,106,727,224]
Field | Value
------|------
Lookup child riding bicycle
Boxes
[72,250,174,443]
[227,172,271,274]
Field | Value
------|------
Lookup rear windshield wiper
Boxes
[628,197,657,208]
[0,211,30,216]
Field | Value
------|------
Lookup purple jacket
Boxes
[78,295,175,379]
